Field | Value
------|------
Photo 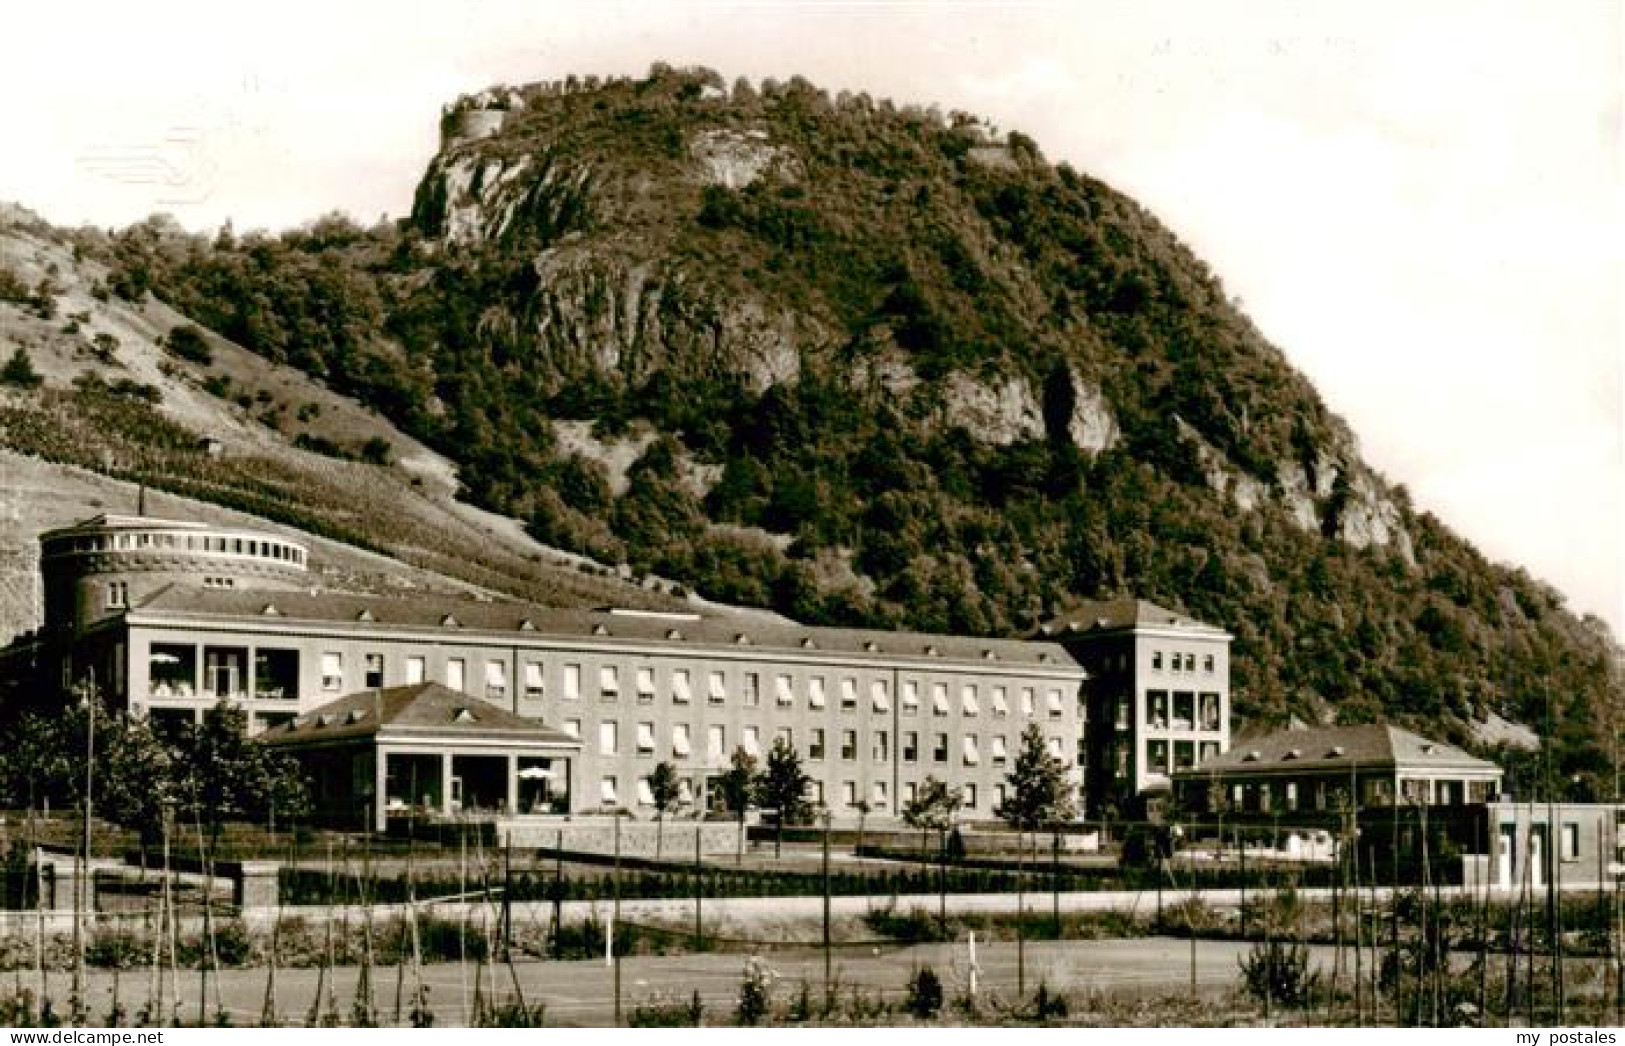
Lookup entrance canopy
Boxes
[259,681,581,829]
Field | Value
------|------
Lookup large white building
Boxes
[1,514,1233,827]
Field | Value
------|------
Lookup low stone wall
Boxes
[497,817,738,858]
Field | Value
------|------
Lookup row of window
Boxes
[311,651,1073,719]
[579,719,1067,768]
[1151,650,1216,674]
[1144,690,1224,731]
[1144,738,1224,775]
[597,774,1013,813]
[61,531,307,565]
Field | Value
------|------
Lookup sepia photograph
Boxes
[0,0,1619,1030]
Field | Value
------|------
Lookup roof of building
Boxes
[1037,597,1229,639]
[128,584,1082,670]
[1178,723,1502,778]
[257,682,581,748]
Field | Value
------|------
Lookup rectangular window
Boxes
[903,731,918,762]
[873,781,888,808]
[962,685,979,717]
[636,667,656,702]
[321,652,343,692]
[963,735,980,766]
[809,780,824,804]
[708,671,727,706]
[1020,688,1035,717]
[776,726,793,749]
[776,674,794,706]
[447,658,466,693]
[1146,690,1168,728]
[1562,822,1580,861]
[902,680,920,714]
[840,678,858,711]
[873,730,889,762]
[809,728,825,761]
[1200,693,1222,731]
[933,733,948,763]
[204,646,249,699]
[1153,651,1163,670]
[1115,697,1131,730]
[841,729,857,761]
[1048,736,1064,759]
[962,783,977,810]
[636,721,655,755]
[842,781,857,808]
[637,779,655,807]
[406,656,426,685]
[871,679,890,713]
[743,726,761,757]
[524,662,545,700]
[1173,691,1195,730]
[932,683,950,716]
[106,581,128,609]
[1175,740,1195,771]
[1147,739,1169,773]
[672,724,692,758]
[992,735,1008,766]
[744,672,761,707]
[707,725,726,761]
[563,663,581,701]
[672,669,692,704]
[600,777,618,806]
[991,687,1009,717]
[1204,654,1216,673]
[1046,689,1064,718]
[253,648,297,701]
[365,653,384,689]
[564,718,581,739]
[599,721,618,756]
[904,781,918,805]
[808,676,827,710]
[486,661,507,701]
[599,665,620,700]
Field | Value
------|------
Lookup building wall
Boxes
[1070,625,1231,812]
[117,617,1084,823]
[1473,802,1623,891]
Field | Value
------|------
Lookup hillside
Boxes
[3,67,1618,801]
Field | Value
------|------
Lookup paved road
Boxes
[37,937,1309,1026]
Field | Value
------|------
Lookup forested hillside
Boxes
[17,65,1615,797]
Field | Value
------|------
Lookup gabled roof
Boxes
[1037,597,1228,638]
[130,586,1080,670]
[257,682,581,748]
[1180,723,1501,778]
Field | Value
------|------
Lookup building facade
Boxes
[2,514,1144,825]
[1040,598,1233,815]
[1172,722,1505,816]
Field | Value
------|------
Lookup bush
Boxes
[628,990,704,1027]
[1238,939,1321,1009]
[735,956,774,1026]
[904,964,943,1019]
[164,324,213,365]
[0,348,42,389]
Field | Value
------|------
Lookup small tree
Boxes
[996,724,1077,851]
[759,738,812,858]
[902,776,962,928]
[715,747,760,864]
[172,702,310,848]
[0,347,42,389]
[645,761,683,861]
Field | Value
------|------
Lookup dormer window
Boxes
[518,618,536,631]
[801,637,817,649]
[1327,745,1345,758]
[924,645,939,657]
[1242,750,1261,762]
[1283,748,1301,760]
[260,603,279,616]
[666,628,683,640]
[356,609,375,622]
[864,641,879,653]
[734,633,751,646]
[441,614,460,629]
[454,708,477,723]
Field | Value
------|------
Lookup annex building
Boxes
[0,514,1235,827]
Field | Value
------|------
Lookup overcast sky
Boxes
[4,1,1621,634]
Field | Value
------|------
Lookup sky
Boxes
[3,1,1621,634]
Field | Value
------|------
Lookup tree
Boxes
[715,747,760,865]
[645,761,683,861]
[902,775,962,928]
[759,738,812,858]
[0,347,42,389]
[171,702,310,846]
[997,724,1078,847]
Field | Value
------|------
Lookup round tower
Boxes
[40,515,310,634]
